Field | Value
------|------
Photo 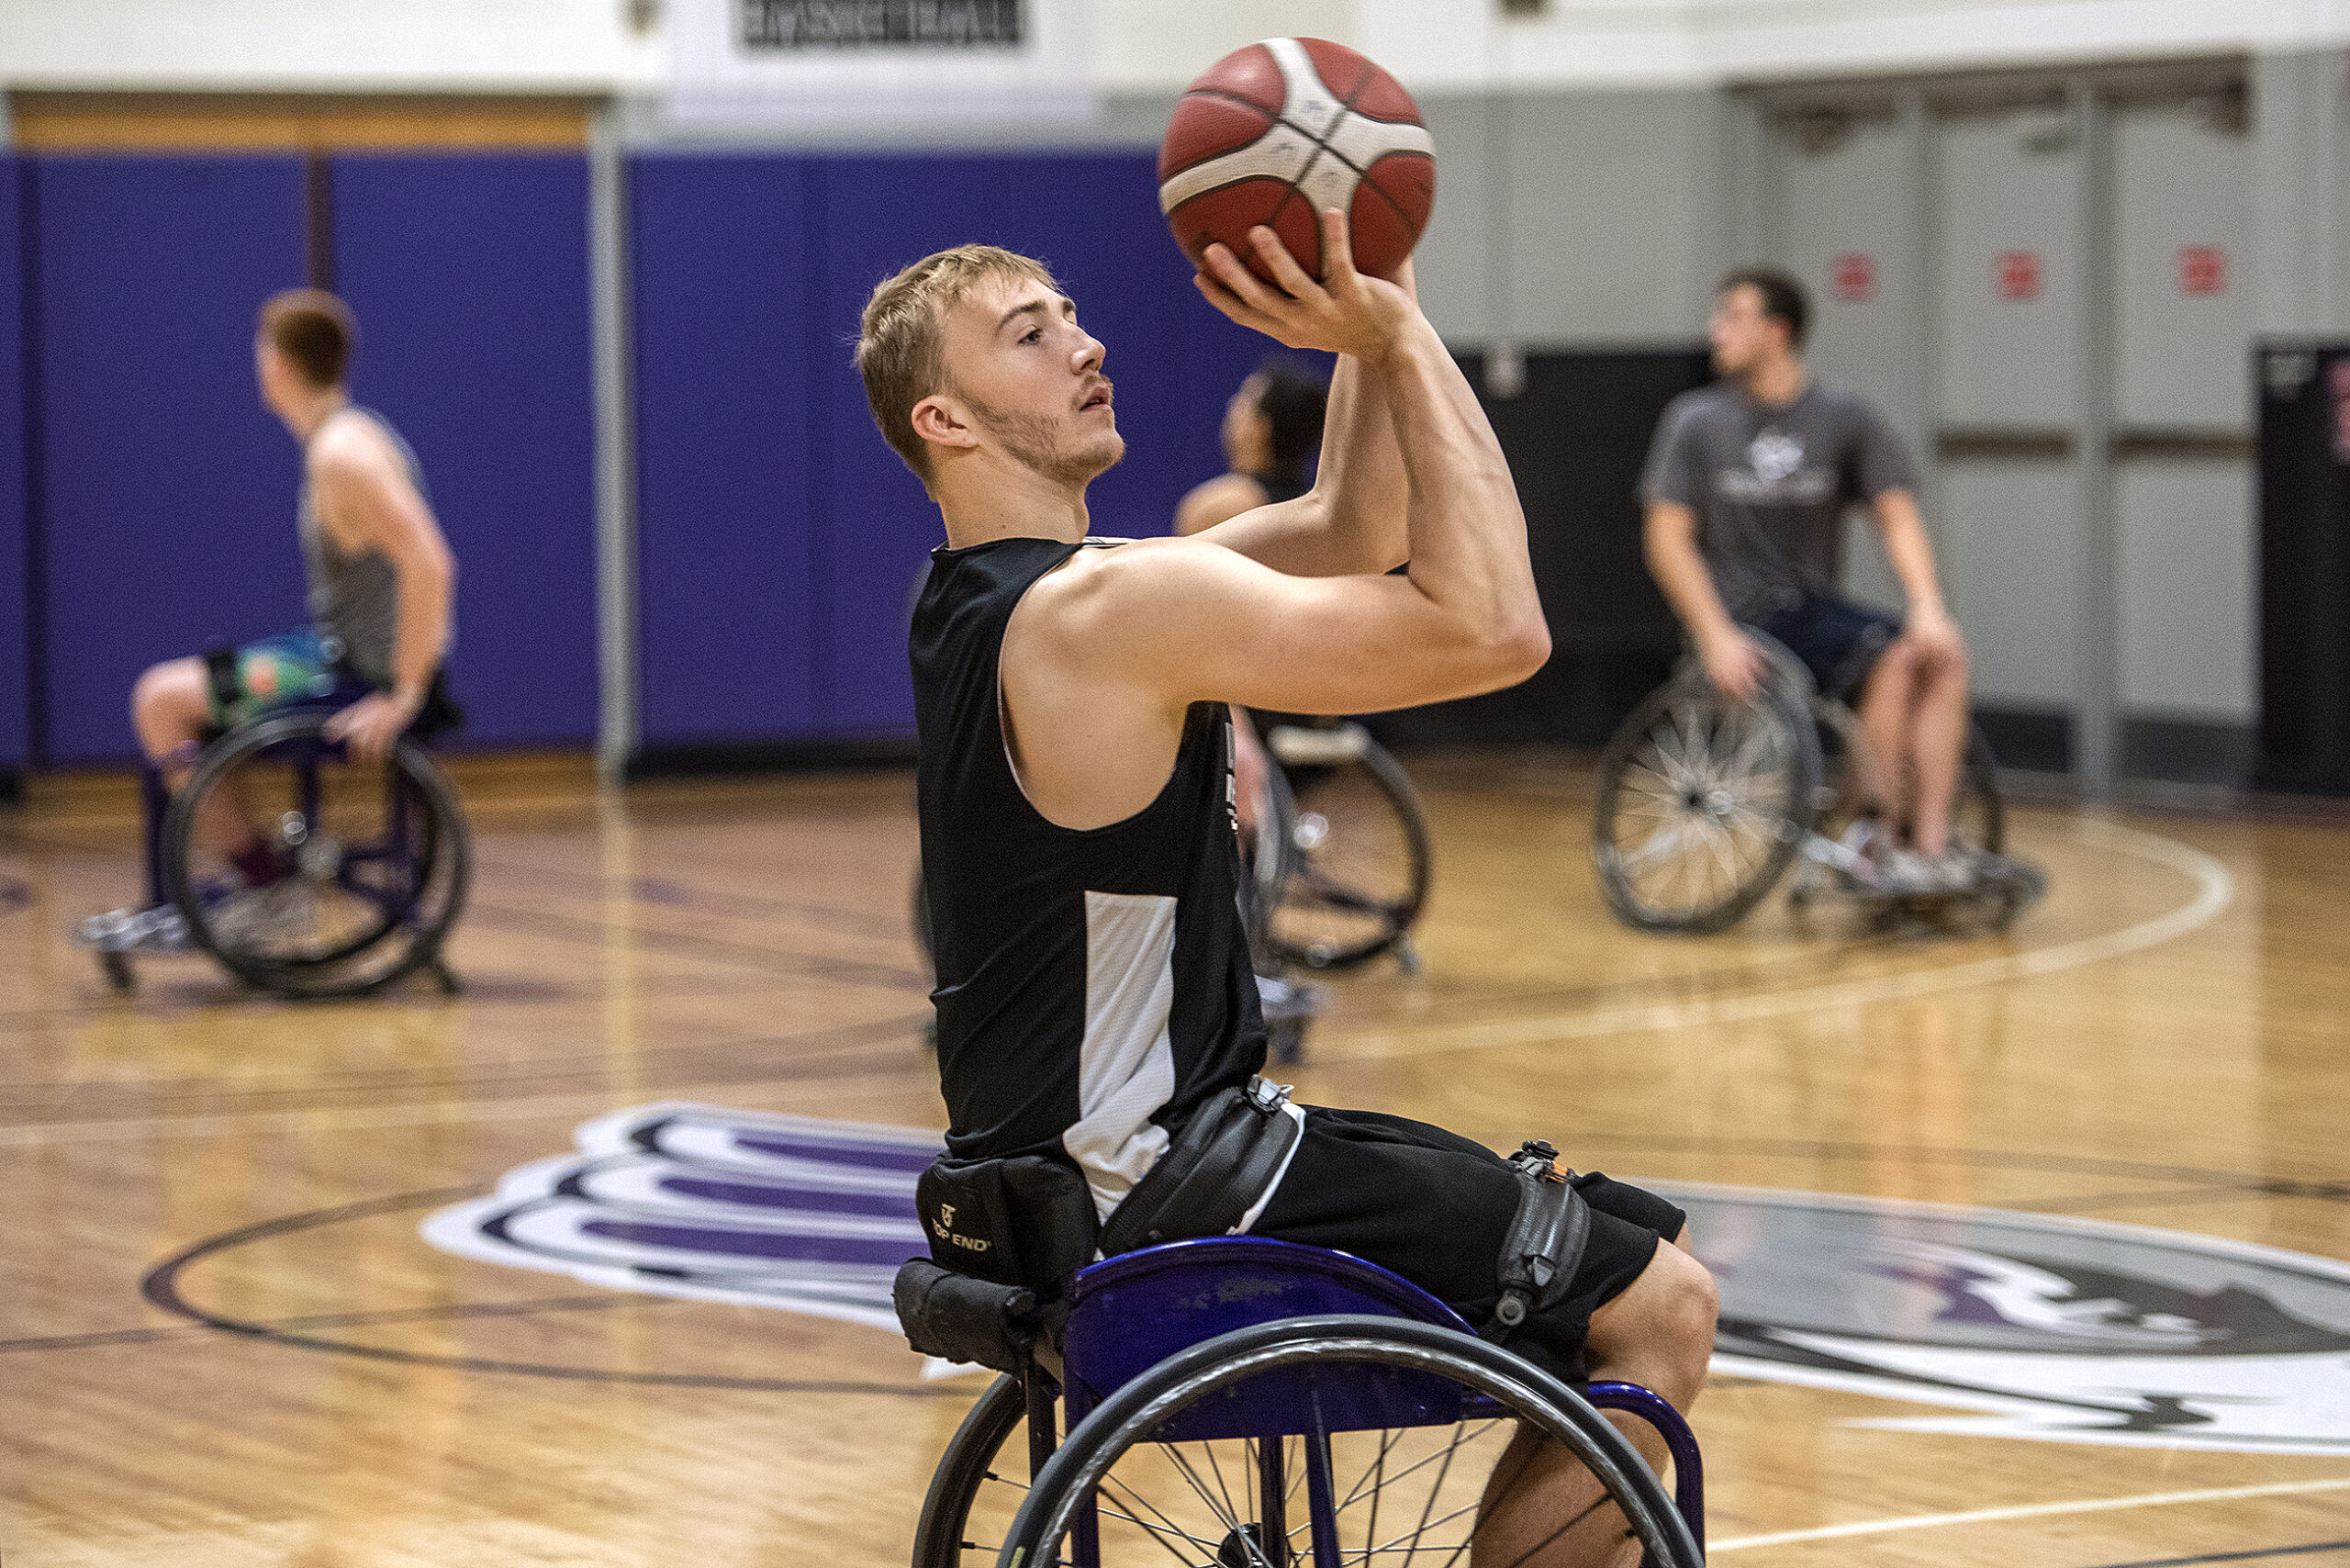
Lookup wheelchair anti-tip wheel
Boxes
[1264,722,1431,971]
[162,711,469,997]
[1593,675,1820,935]
[968,1316,1701,1568]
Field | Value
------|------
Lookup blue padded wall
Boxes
[630,155,819,745]
[807,151,1271,735]
[333,153,598,747]
[34,155,307,765]
[0,158,26,773]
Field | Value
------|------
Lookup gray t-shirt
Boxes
[1639,379,1916,621]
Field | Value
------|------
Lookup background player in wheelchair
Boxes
[77,289,462,986]
[1640,265,2000,901]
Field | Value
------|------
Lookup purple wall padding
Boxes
[33,155,308,765]
[630,154,821,745]
[333,152,599,747]
[0,158,27,771]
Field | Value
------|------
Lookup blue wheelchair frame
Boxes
[100,684,468,997]
[976,1235,1705,1566]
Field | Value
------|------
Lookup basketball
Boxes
[1158,38,1436,284]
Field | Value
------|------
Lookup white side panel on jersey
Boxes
[1065,890,1180,1221]
[1156,39,1433,216]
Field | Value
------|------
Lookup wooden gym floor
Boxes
[2,754,2345,1567]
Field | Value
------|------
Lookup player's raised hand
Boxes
[1194,207,1416,364]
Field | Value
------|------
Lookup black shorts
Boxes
[1752,594,1901,703]
[1249,1106,1686,1384]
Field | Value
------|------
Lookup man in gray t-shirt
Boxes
[1640,266,1975,887]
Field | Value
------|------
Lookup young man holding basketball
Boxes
[866,211,1715,1566]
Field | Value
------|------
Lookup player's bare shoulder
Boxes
[306,408,405,489]
[1014,535,1253,666]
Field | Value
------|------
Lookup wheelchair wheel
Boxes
[162,711,470,998]
[1263,722,1430,970]
[998,1316,1702,1568]
[1594,677,1819,934]
[1956,723,2005,856]
[914,1373,1037,1568]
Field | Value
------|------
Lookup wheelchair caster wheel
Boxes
[100,951,134,994]
[430,957,463,996]
[1393,934,1422,976]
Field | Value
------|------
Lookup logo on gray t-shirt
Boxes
[1640,381,1916,620]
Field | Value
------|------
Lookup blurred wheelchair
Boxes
[1256,717,1431,975]
[901,1232,1706,1568]
[1591,629,2040,935]
[76,671,470,998]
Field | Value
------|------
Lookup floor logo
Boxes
[422,1101,934,1332]
[1678,1182,2350,1456]
[427,1105,2350,1453]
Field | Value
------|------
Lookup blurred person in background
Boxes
[1641,266,1975,892]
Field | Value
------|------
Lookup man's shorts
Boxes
[1751,594,1902,704]
[1249,1106,1687,1384]
[207,629,365,731]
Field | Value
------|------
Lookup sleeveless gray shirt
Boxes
[299,408,433,686]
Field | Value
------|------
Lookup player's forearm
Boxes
[1374,320,1546,669]
[1310,353,1409,573]
[388,554,453,700]
[1874,493,1947,618]
[1643,506,1740,649]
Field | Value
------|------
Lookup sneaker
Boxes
[207,879,316,953]
[75,904,190,954]
[1254,972,1324,1025]
[1874,847,1944,897]
[1922,846,1983,893]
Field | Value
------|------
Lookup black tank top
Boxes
[912,536,1266,1219]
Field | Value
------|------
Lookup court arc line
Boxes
[1319,818,2234,1061]
[1709,1474,2350,1552]
[137,1184,965,1398]
[2087,1540,2350,1568]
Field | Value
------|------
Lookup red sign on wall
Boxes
[1830,252,1876,303]
[2179,244,2227,296]
[1996,251,2042,301]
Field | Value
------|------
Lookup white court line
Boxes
[1317,818,2234,1062]
[1709,1473,2350,1551]
[0,822,2232,1146]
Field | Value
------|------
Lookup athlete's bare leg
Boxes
[1852,636,1919,834]
[130,657,260,866]
[1903,633,1970,857]
[1471,1236,1717,1568]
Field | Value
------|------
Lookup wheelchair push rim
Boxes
[1593,677,1818,935]
[162,711,471,997]
[995,1315,1703,1568]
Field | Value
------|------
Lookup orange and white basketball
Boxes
[1158,38,1436,283]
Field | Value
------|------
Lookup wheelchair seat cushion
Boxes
[1248,1105,1686,1384]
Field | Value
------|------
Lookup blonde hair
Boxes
[855,245,1060,482]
